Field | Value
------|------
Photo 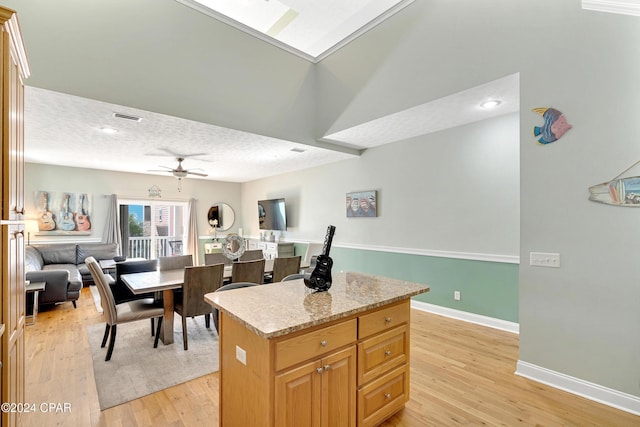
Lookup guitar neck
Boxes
[321,225,336,256]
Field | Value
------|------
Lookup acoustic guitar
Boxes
[75,194,91,231]
[305,225,336,292]
[38,191,56,231]
[59,194,76,231]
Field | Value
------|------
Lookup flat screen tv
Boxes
[258,198,287,231]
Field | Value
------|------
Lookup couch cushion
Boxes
[33,244,77,265]
[76,243,118,264]
[42,264,82,289]
[25,246,44,272]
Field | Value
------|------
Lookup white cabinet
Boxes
[247,239,294,259]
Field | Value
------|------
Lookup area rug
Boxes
[87,315,219,410]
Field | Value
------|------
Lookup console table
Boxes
[25,281,46,326]
[205,272,429,426]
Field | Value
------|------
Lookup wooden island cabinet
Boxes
[205,272,429,427]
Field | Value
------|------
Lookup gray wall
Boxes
[25,163,239,244]
[241,113,520,259]
[312,0,640,399]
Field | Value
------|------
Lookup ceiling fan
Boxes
[148,157,208,180]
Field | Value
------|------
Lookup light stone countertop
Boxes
[204,271,430,339]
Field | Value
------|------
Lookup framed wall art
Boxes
[346,190,377,217]
[35,191,92,234]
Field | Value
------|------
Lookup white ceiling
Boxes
[24,73,519,183]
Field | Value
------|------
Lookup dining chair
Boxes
[158,254,193,271]
[174,263,224,350]
[270,256,302,283]
[212,282,259,334]
[239,249,264,261]
[113,259,158,304]
[85,256,164,361]
[231,259,265,285]
[159,254,194,304]
[204,252,232,266]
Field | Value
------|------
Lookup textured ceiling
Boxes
[24,72,519,183]
[24,86,356,183]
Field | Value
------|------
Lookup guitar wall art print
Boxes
[75,194,91,231]
[35,191,92,234]
[37,191,56,231]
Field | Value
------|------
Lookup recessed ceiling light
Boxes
[99,127,118,134]
[290,147,306,153]
[480,100,501,109]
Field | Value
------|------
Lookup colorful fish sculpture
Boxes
[532,107,572,145]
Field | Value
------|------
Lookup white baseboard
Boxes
[516,361,640,416]
[410,300,519,334]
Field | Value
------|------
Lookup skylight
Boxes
[175,0,414,62]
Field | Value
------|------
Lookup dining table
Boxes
[120,259,280,344]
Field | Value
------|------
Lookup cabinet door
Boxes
[321,346,356,427]
[1,224,25,427]
[275,359,322,427]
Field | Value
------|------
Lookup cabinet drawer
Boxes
[358,325,408,385]
[357,364,409,427]
[358,301,410,339]
[276,319,357,371]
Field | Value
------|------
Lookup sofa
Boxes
[25,243,118,308]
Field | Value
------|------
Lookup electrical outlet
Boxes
[454,291,461,301]
[236,345,247,365]
[530,252,561,268]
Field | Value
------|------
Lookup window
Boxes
[118,199,187,259]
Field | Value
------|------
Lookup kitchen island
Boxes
[205,271,429,427]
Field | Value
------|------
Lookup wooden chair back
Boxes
[204,252,232,266]
[178,264,225,318]
[158,254,193,271]
[272,256,302,283]
[239,249,264,261]
[231,259,265,285]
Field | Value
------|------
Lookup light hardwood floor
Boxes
[23,287,639,426]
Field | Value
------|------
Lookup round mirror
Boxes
[208,203,235,231]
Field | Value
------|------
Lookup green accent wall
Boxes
[295,243,518,323]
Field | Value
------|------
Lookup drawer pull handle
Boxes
[320,340,327,347]
[316,367,323,374]
[384,350,392,357]
[324,365,330,371]
[385,317,392,323]
[384,393,391,400]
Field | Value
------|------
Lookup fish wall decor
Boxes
[532,107,572,144]
[588,160,640,206]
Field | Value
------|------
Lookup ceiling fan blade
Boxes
[147,147,210,159]
[187,171,208,177]
[147,169,172,173]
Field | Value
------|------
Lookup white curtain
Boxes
[186,198,200,265]
[102,194,123,255]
